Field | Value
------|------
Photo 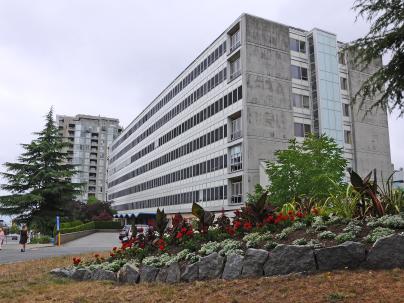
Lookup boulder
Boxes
[264,245,316,276]
[155,267,168,283]
[117,263,140,284]
[315,241,366,271]
[241,248,268,277]
[198,252,225,280]
[181,262,199,282]
[139,265,159,283]
[71,268,92,281]
[50,267,73,278]
[166,262,181,283]
[222,254,244,280]
[366,234,404,269]
[92,268,116,281]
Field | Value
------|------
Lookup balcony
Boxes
[230,180,242,204]
[230,40,241,54]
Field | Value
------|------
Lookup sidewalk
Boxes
[2,243,54,250]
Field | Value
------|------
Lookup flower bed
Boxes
[51,205,404,284]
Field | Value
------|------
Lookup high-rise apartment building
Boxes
[57,114,122,202]
[107,14,391,216]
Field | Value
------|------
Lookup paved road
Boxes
[0,232,120,264]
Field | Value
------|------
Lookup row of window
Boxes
[108,154,227,199]
[112,41,227,152]
[111,67,228,164]
[159,86,242,146]
[108,124,227,187]
[114,85,241,173]
[112,185,228,211]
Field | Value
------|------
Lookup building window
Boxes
[290,38,306,53]
[342,103,350,117]
[294,123,311,137]
[230,145,242,172]
[340,77,348,90]
[230,117,242,141]
[291,65,308,81]
[230,30,241,52]
[230,57,241,80]
[231,181,242,204]
[338,52,346,65]
[292,94,310,109]
[344,130,352,144]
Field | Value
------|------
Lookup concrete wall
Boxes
[347,55,392,180]
[60,229,121,245]
[243,15,294,193]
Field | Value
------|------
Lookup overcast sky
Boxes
[0,0,403,197]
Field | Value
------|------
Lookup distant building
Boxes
[107,14,392,216]
[57,114,122,202]
[393,168,404,190]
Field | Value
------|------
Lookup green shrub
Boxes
[59,221,121,234]
[364,227,395,243]
[60,220,83,229]
[94,221,122,229]
[306,239,322,248]
[199,241,221,255]
[318,231,336,239]
[292,238,307,245]
[335,232,356,243]
[342,221,362,235]
[30,235,51,244]
[367,215,404,229]
[243,232,272,248]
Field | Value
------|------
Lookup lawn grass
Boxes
[0,254,403,303]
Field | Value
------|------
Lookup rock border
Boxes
[51,233,404,284]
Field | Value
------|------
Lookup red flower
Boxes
[296,211,304,218]
[159,245,165,251]
[186,229,193,236]
[176,232,183,239]
[226,227,235,236]
[311,207,319,215]
[233,220,242,230]
[243,221,253,230]
[274,217,281,224]
[181,227,187,233]
[139,242,145,249]
[110,253,115,257]
[112,246,117,251]
[288,210,294,216]
[72,257,81,265]
[265,215,274,223]
[289,215,295,222]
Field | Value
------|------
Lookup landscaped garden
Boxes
[51,135,404,284]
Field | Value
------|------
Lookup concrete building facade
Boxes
[107,14,391,216]
[57,114,122,202]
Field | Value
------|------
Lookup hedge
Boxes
[59,221,122,234]
[30,235,52,244]
[60,220,83,229]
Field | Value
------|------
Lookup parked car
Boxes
[119,225,132,241]
[8,233,19,241]
[118,224,151,241]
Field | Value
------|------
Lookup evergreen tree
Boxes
[348,0,404,115]
[0,108,82,234]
